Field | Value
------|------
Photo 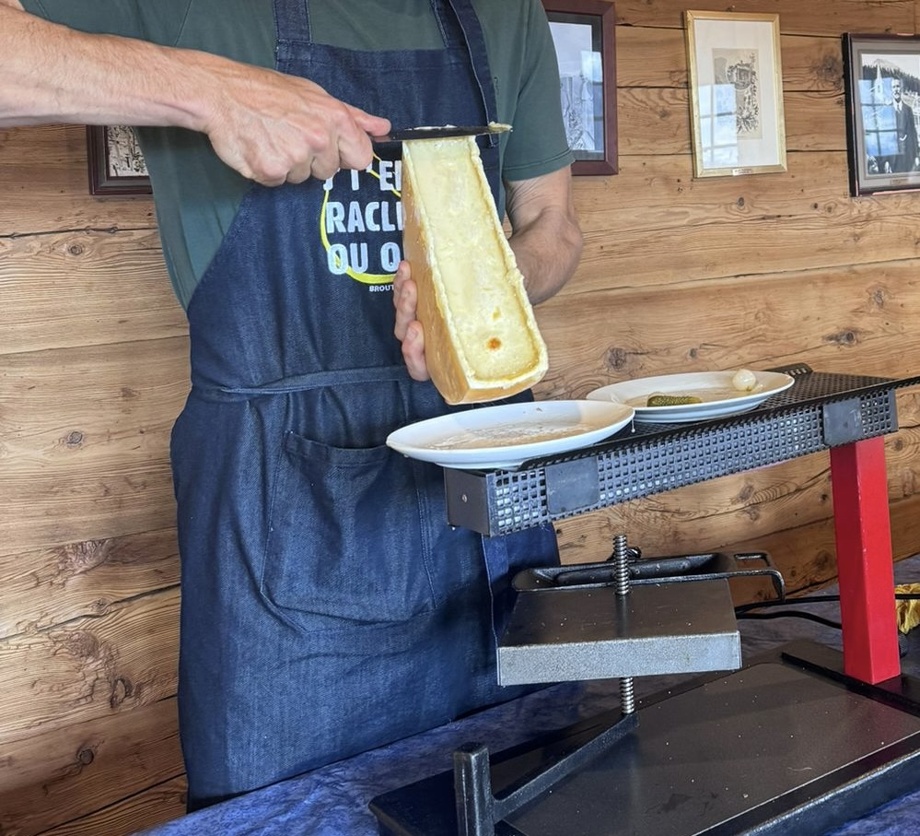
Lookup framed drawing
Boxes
[685,11,787,178]
[86,125,152,196]
[542,0,617,175]
[843,33,920,196]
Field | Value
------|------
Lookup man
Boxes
[884,76,919,174]
[0,0,582,812]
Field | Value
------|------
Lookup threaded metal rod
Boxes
[611,533,636,714]
[612,533,630,597]
[620,677,635,715]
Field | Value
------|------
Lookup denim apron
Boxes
[169,0,559,809]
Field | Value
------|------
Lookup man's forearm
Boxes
[506,167,583,305]
[0,3,211,130]
[0,2,389,184]
[509,206,583,305]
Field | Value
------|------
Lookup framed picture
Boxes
[542,0,617,175]
[843,34,920,196]
[86,125,152,196]
[684,11,787,178]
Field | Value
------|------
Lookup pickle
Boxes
[646,393,703,407]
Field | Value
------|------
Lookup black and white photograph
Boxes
[844,34,920,195]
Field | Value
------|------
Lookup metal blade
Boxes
[370,123,511,143]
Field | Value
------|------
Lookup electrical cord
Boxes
[738,610,842,629]
[734,591,920,632]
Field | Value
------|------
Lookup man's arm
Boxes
[504,166,583,305]
[0,1,389,184]
[394,164,582,380]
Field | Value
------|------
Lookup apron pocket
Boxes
[261,430,437,623]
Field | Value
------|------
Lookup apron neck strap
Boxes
[443,0,499,137]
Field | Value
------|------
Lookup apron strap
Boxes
[445,0,500,143]
[428,0,469,51]
[193,364,411,401]
[274,0,312,45]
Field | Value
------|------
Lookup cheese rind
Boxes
[401,136,549,405]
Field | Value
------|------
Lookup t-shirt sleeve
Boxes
[19,1,190,46]
[501,0,574,182]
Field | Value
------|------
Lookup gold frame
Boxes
[685,10,787,178]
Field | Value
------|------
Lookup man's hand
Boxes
[197,61,389,186]
[393,261,429,382]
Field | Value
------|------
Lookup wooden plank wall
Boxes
[2,0,920,832]
[0,124,189,834]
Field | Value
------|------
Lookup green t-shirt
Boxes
[22,0,572,308]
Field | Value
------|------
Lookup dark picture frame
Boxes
[542,0,617,175]
[86,125,152,196]
[843,33,920,196]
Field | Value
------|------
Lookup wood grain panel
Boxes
[1,122,186,834]
[564,154,920,292]
[571,152,861,232]
[616,87,846,156]
[614,0,915,36]
[1,465,177,561]
[0,528,180,639]
[0,698,183,836]
[1,337,188,470]
[728,491,920,596]
[0,230,185,354]
[0,590,179,740]
[617,28,845,93]
[534,262,920,398]
[0,337,188,554]
[0,125,157,233]
[40,777,187,836]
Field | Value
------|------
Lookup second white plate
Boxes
[386,400,635,470]
[587,370,795,424]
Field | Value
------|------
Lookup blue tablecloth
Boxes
[140,559,920,836]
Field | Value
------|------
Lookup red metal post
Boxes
[829,436,900,683]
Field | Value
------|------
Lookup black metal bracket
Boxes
[442,370,919,537]
[513,550,786,603]
[453,712,639,836]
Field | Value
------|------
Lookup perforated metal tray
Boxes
[444,366,920,536]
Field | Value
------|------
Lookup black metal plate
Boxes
[371,642,920,836]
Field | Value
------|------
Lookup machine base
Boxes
[371,641,920,835]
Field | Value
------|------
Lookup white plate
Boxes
[386,400,635,470]
[586,370,795,424]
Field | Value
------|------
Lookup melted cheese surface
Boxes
[404,138,541,380]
